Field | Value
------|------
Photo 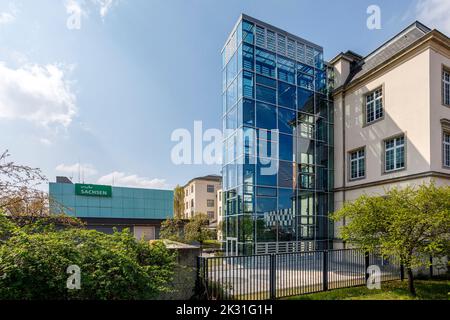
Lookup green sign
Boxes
[75,184,112,197]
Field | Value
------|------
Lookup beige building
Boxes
[183,175,222,223]
[330,21,450,247]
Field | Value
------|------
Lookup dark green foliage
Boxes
[0,214,175,300]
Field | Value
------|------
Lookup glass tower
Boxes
[222,14,334,256]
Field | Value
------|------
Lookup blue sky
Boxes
[0,0,448,190]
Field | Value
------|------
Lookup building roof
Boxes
[183,175,222,188]
[332,21,436,89]
[347,21,431,83]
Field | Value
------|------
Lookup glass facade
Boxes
[222,15,334,255]
[49,182,173,220]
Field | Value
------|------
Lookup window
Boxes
[278,82,296,109]
[365,88,383,124]
[385,135,405,172]
[256,102,277,130]
[443,131,450,167]
[207,211,215,220]
[297,88,314,113]
[255,48,276,78]
[243,71,254,98]
[256,85,276,105]
[242,99,255,126]
[191,185,194,192]
[349,148,365,180]
[278,107,295,134]
[207,185,215,193]
[277,56,295,84]
[207,199,215,207]
[191,199,194,207]
[242,44,254,71]
[443,68,450,106]
[242,20,254,44]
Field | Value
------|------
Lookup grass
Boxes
[284,279,450,300]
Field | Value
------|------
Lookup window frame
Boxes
[442,65,450,107]
[207,199,215,208]
[383,133,406,174]
[348,146,366,181]
[363,85,385,127]
[442,119,450,169]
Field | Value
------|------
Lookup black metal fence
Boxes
[197,249,403,300]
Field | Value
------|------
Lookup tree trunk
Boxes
[407,267,416,296]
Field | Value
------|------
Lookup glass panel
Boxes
[226,53,237,87]
[277,56,295,84]
[278,161,294,188]
[256,85,276,104]
[256,187,277,197]
[242,20,254,44]
[278,107,295,135]
[226,106,237,130]
[256,74,276,88]
[243,44,254,71]
[279,133,293,162]
[255,48,276,78]
[256,102,277,130]
[298,88,314,113]
[243,70,254,98]
[226,79,238,112]
[278,81,296,109]
[242,98,255,126]
[298,72,314,90]
[256,161,278,186]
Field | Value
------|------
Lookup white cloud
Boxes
[416,0,450,35]
[56,163,98,177]
[39,138,52,146]
[0,12,15,25]
[95,0,115,18]
[0,62,77,128]
[97,171,168,189]
[65,0,87,18]
[65,0,118,21]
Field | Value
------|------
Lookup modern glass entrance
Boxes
[222,14,334,255]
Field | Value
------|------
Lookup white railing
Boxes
[255,240,316,254]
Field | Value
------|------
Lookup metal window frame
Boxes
[363,86,384,126]
[348,146,366,181]
[383,133,407,174]
[442,64,450,107]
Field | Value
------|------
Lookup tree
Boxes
[0,150,46,213]
[184,213,214,250]
[332,182,450,296]
[173,185,185,219]
[160,218,184,242]
[0,215,176,299]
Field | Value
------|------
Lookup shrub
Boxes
[0,218,176,300]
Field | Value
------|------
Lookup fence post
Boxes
[269,254,276,300]
[323,250,328,291]
[429,255,433,278]
[364,252,370,282]
[400,263,405,281]
[195,256,204,299]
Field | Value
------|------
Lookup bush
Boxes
[0,216,176,300]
